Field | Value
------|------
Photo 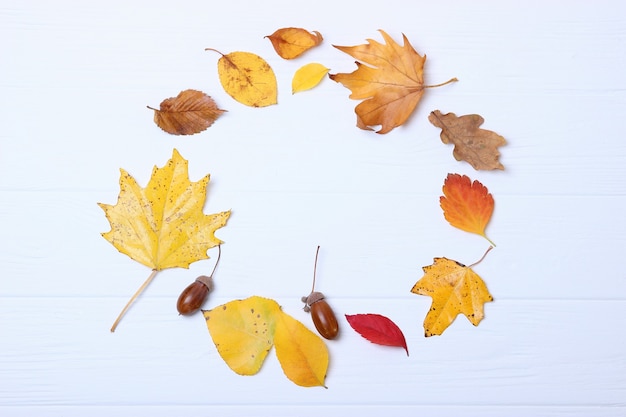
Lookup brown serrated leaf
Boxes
[429,110,506,170]
[148,89,226,135]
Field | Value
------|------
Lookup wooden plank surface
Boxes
[1,1,625,416]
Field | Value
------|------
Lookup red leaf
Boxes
[345,314,408,355]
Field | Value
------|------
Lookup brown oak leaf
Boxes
[429,110,506,170]
[148,89,226,135]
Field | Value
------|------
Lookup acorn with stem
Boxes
[302,246,339,340]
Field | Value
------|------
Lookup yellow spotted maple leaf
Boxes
[206,49,277,107]
[203,296,329,388]
[99,149,230,331]
[411,247,494,337]
[440,173,495,246]
[329,30,457,134]
[292,63,329,94]
[265,27,323,59]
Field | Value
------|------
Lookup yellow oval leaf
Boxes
[292,63,329,94]
[274,310,329,387]
[207,49,277,107]
[203,296,281,375]
[266,27,323,59]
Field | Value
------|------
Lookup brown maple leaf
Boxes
[429,110,506,170]
[148,89,226,135]
[329,30,457,134]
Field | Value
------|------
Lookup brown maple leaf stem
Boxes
[423,77,458,89]
[110,269,159,332]
[469,246,494,269]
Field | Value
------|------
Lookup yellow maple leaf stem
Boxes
[423,77,458,89]
[468,246,494,268]
[110,269,159,332]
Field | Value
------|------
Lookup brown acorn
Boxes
[176,246,221,315]
[302,246,339,339]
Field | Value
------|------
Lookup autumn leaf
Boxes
[329,30,457,134]
[292,63,329,94]
[429,110,506,170]
[265,27,323,59]
[275,311,329,387]
[345,314,408,355]
[147,89,225,135]
[205,49,277,107]
[410,247,494,337]
[203,296,329,387]
[98,149,230,331]
[440,173,495,246]
[203,296,279,375]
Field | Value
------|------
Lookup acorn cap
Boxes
[195,275,214,291]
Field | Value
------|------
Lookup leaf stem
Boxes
[204,48,224,56]
[311,245,320,293]
[423,77,458,89]
[209,245,222,278]
[469,246,494,268]
[110,269,159,332]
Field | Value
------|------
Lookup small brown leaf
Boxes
[429,110,506,170]
[266,28,323,59]
[148,89,226,135]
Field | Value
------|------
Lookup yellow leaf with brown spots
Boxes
[203,296,280,375]
[206,49,277,107]
[203,296,329,387]
[410,248,494,337]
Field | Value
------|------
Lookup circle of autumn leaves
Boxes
[100,28,507,387]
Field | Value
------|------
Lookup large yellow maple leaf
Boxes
[329,30,457,134]
[411,249,493,337]
[98,148,230,331]
[99,148,230,270]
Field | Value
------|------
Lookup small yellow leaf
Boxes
[292,63,329,94]
[203,296,281,375]
[206,49,277,107]
[274,311,329,387]
[266,27,323,59]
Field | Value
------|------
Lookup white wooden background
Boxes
[1,1,625,416]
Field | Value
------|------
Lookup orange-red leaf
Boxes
[429,110,506,170]
[329,30,456,134]
[345,314,408,355]
[265,27,323,59]
[148,90,225,135]
[440,173,495,246]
